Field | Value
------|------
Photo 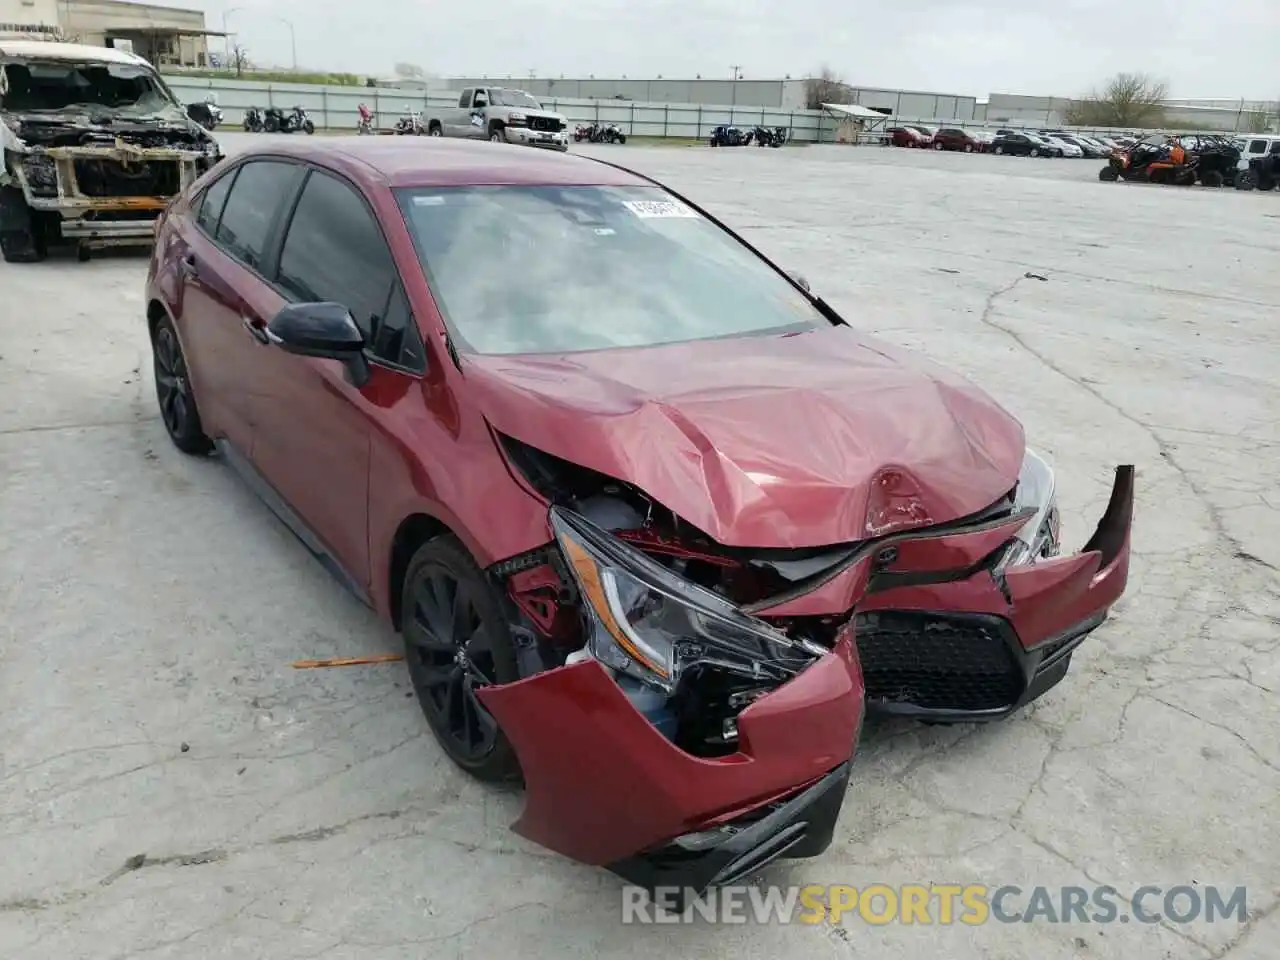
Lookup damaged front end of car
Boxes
[0,52,222,253]
[474,432,1133,894]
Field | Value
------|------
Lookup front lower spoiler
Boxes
[476,633,863,893]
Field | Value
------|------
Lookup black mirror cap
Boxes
[268,302,364,358]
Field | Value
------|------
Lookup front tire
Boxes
[264,114,280,133]
[1030,147,1041,157]
[1200,170,1224,188]
[1235,171,1256,191]
[994,146,1004,155]
[151,314,212,455]
[401,536,522,783]
[303,119,315,135]
[933,141,943,150]
[489,127,505,143]
[1099,165,1119,181]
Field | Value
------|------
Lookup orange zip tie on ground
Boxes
[291,654,405,669]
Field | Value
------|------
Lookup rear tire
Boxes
[964,143,973,153]
[1258,177,1276,192]
[1235,171,1256,191]
[264,114,280,133]
[994,146,1004,155]
[1030,147,1041,157]
[401,535,522,783]
[150,313,212,455]
[1200,170,1224,188]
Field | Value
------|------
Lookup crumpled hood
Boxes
[466,326,1026,549]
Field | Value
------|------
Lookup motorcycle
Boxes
[574,123,597,142]
[186,94,222,131]
[394,108,425,135]
[357,103,374,135]
[242,106,265,133]
[264,105,315,135]
[596,122,626,144]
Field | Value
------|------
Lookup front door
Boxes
[245,167,416,592]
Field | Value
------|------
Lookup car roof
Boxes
[229,137,653,189]
[0,39,148,66]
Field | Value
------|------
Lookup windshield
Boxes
[0,59,176,115]
[397,185,823,356]
[491,88,542,109]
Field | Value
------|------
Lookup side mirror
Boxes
[788,271,811,292]
[267,302,370,387]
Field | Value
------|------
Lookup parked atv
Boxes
[752,125,785,147]
[1235,154,1279,192]
[243,106,265,132]
[596,122,627,144]
[1099,134,1239,187]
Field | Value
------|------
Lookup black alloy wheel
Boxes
[152,317,211,454]
[401,537,521,781]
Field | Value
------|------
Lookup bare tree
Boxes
[1063,72,1168,128]
[231,43,251,78]
[394,62,425,79]
[805,65,854,110]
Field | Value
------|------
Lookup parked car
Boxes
[970,130,996,151]
[1053,134,1106,158]
[144,136,1133,899]
[1229,134,1280,175]
[0,39,222,263]
[424,87,569,151]
[931,127,983,152]
[1025,134,1066,157]
[990,132,1038,156]
[1234,153,1279,191]
[904,124,937,142]
[887,126,928,148]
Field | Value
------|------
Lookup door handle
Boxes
[179,253,198,278]
[242,315,271,344]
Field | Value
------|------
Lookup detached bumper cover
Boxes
[477,633,863,883]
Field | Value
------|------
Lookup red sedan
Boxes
[145,137,1132,895]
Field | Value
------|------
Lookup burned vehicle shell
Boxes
[0,40,221,262]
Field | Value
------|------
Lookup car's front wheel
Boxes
[151,313,212,454]
[401,536,522,782]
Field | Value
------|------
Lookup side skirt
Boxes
[215,439,372,609]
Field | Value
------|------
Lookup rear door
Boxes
[175,159,305,453]
[246,166,427,590]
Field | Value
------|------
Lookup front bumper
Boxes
[757,465,1134,721]
[9,141,214,247]
[477,632,863,891]
[502,127,569,151]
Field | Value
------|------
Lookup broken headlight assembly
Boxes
[999,448,1061,568]
[549,507,824,697]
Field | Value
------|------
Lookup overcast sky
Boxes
[190,0,1277,98]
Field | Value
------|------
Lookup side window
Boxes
[276,170,402,360]
[195,168,236,235]
[458,88,473,108]
[472,89,488,108]
[215,161,302,270]
[1270,142,1280,155]
[1249,139,1267,154]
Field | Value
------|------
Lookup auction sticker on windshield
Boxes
[622,199,700,219]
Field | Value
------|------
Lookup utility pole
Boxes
[275,17,297,71]
[730,65,741,107]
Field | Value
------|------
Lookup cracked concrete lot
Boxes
[2,138,1278,958]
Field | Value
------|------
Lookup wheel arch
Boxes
[388,512,455,630]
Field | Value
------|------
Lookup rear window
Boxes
[396,185,822,356]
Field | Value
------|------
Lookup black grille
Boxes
[73,159,180,198]
[528,116,563,133]
[855,611,1025,712]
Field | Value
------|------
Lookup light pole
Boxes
[221,7,242,66]
[730,65,742,107]
[275,17,297,72]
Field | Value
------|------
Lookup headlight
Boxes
[508,111,527,122]
[550,507,822,694]
[1000,448,1060,568]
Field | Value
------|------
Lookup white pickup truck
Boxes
[426,86,569,152]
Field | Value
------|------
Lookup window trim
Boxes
[270,162,427,377]
[191,163,241,241]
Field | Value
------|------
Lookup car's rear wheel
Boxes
[151,314,212,454]
[994,146,1004,155]
[402,536,522,783]
[1030,147,1041,157]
